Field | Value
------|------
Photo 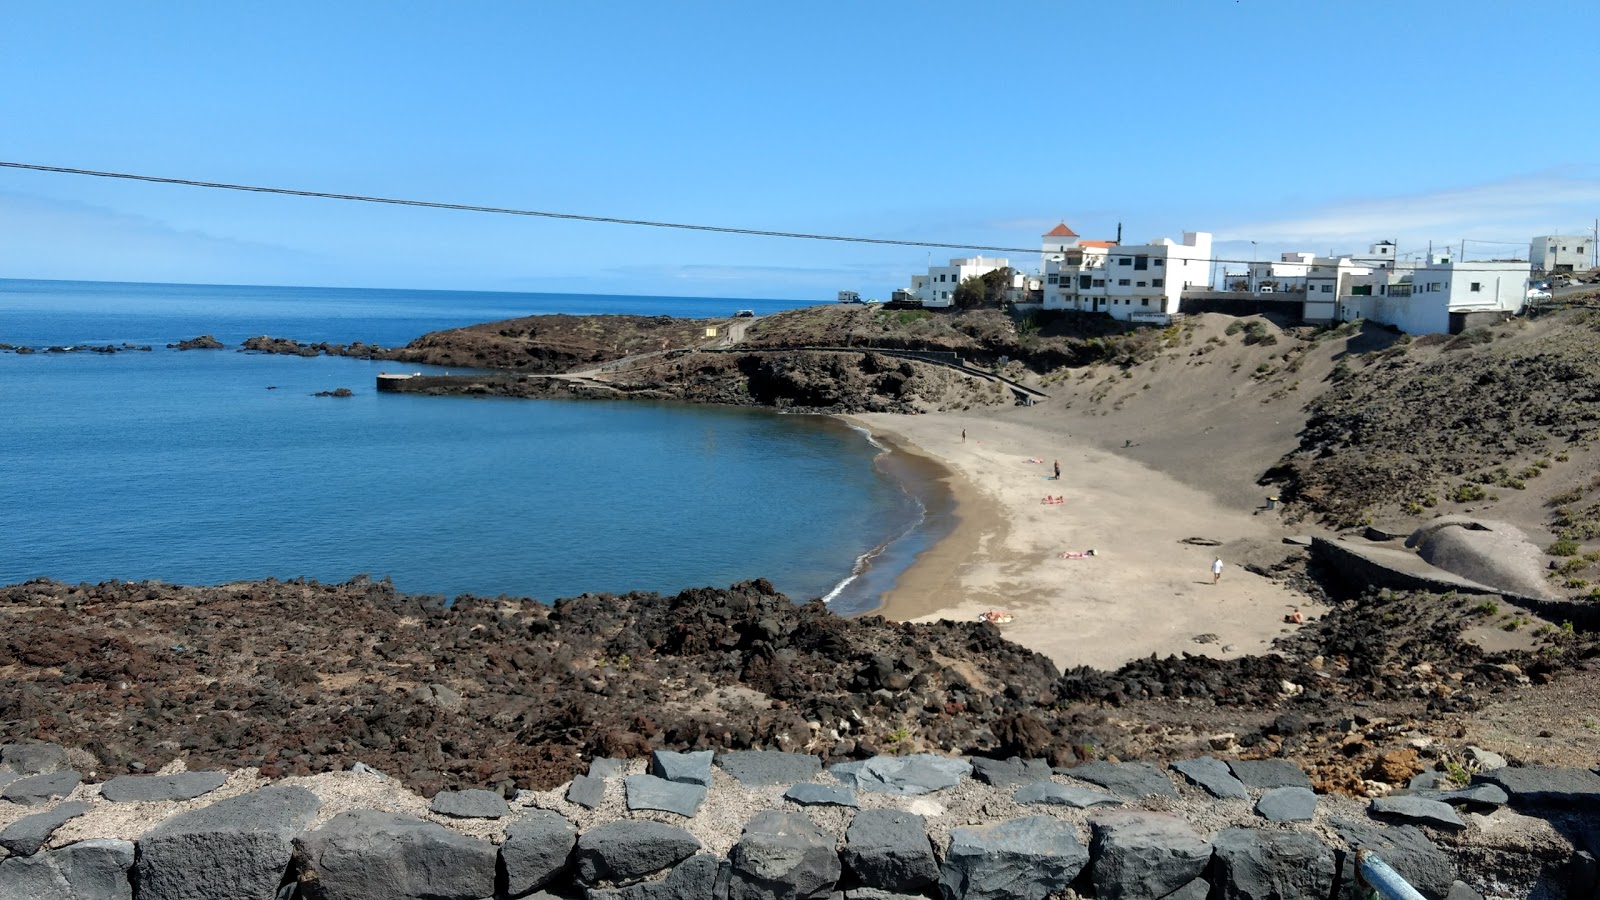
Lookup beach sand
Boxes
[850,410,1320,670]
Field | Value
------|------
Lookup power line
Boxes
[0,160,1538,268]
[0,160,1042,256]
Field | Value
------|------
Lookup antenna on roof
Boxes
[1115,222,1122,245]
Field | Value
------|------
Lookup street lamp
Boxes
[1250,241,1258,293]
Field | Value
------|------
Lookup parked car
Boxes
[733,309,755,318]
[1526,288,1552,301]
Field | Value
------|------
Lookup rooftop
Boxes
[1043,223,1078,238]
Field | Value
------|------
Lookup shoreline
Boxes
[848,409,1323,670]
[836,416,1004,623]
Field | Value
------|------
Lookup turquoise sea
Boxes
[0,279,952,613]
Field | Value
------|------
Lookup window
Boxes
[1136,281,1146,287]
[1047,275,1058,285]
[1153,259,1164,267]
[1152,278,1164,288]
[1118,257,1132,266]
[1141,298,1149,306]
[1092,278,1105,287]
[1134,257,1148,270]
[1079,275,1092,289]
[1321,285,1333,293]
[1118,278,1131,286]
[1470,282,1482,292]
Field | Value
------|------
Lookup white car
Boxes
[1526,288,1552,301]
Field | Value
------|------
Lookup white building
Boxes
[1243,252,1316,293]
[911,256,1015,308]
[1339,250,1531,335]
[1529,235,1592,273]
[1041,229,1213,321]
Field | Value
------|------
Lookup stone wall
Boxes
[6,741,1596,899]
[1313,537,1600,631]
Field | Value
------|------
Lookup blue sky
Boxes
[2,1,1597,300]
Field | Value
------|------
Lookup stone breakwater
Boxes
[4,741,1597,900]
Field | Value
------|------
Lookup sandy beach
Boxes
[850,409,1321,670]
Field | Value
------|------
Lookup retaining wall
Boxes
[1312,537,1600,630]
[3,742,1580,900]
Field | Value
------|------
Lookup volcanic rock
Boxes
[968,757,1053,788]
[1171,756,1249,800]
[1255,786,1318,822]
[940,816,1089,900]
[625,774,706,817]
[428,788,510,819]
[1334,819,1457,899]
[716,751,821,786]
[784,783,856,808]
[502,809,577,897]
[0,742,70,776]
[1013,782,1122,809]
[1370,796,1467,830]
[293,810,496,900]
[842,809,936,893]
[135,784,319,900]
[1,771,80,806]
[566,774,607,809]
[1227,758,1312,790]
[1063,761,1178,799]
[1209,827,1336,900]
[727,810,840,900]
[99,772,227,803]
[1088,811,1212,900]
[0,801,90,856]
[1473,766,1600,808]
[575,820,701,885]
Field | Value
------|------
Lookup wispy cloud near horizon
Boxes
[1218,170,1600,250]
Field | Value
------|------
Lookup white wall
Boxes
[1529,235,1592,272]
[914,256,1012,307]
[1043,232,1211,320]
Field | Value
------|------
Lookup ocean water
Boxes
[0,279,951,613]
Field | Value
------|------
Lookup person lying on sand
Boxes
[1059,549,1097,559]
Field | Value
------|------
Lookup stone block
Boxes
[650,750,713,787]
[99,772,227,803]
[566,773,606,809]
[1062,761,1178,799]
[1,771,81,806]
[1370,796,1466,830]
[784,783,857,808]
[1171,756,1249,800]
[134,784,320,900]
[1089,811,1211,900]
[1209,827,1334,900]
[575,820,701,886]
[727,810,840,900]
[842,809,936,893]
[1255,787,1317,823]
[0,743,71,777]
[0,801,90,856]
[1226,759,1312,790]
[716,751,822,787]
[1012,782,1122,809]
[428,788,511,819]
[940,816,1089,900]
[294,809,497,900]
[502,809,577,897]
[1473,766,1600,808]
[625,774,706,817]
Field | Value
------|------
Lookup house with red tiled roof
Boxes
[1041,222,1081,263]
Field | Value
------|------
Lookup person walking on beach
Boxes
[962,428,966,443]
[1053,459,1061,480]
[1211,557,1224,584]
